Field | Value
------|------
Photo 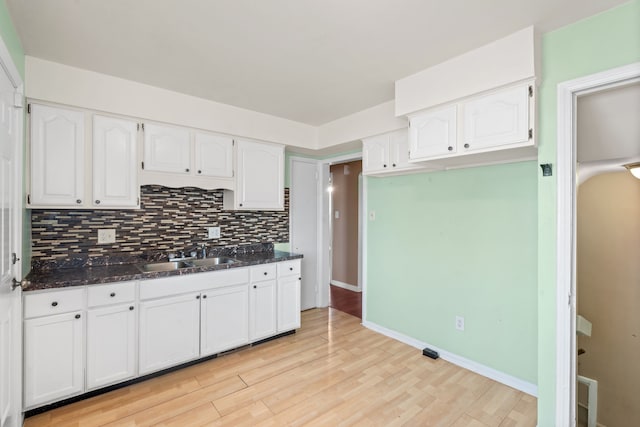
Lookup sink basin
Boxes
[189,257,238,267]
[137,261,193,272]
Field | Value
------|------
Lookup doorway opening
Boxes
[328,160,363,319]
[555,62,640,427]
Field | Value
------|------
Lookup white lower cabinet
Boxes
[277,260,302,332]
[86,304,137,390]
[249,280,277,341]
[200,284,249,356]
[24,311,84,408]
[138,293,201,375]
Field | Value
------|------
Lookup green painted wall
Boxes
[0,1,28,275]
[366,162,538,382]
[0,0,23,77]
[536,1,640,424]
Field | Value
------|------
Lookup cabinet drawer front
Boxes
[24,288,86,319]
[277,260,301,277]
[250,264,277,282]
[88,281,136,308]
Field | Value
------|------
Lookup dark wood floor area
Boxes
[329,284,362,319]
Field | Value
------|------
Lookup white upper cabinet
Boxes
[142,123,191,174]
[461,84,530,152]
[363,129,427,176]
[362,134,389,174]
[30,104,85,206]
[93,115,139,207]
[226,139,284,210]
[407,81,536,168]
[409,106,457,160]
[194,132,233,178]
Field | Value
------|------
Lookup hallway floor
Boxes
[329,284,362,319]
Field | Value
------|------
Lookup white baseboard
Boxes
[330,280,361,292]
[362,320,538,397]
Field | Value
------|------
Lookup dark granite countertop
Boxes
[25,250,303,291]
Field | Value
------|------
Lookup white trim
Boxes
[363,320,538,397]
[0,37,22,89]
[361,175,368,322]
[330,280,361,292]
[555,62,640,427]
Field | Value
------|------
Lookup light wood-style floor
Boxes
[25,308,537,427]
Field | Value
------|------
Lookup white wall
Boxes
[25,56,318,149]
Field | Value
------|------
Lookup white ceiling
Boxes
[577,81,640,163]
[7,0,629,126]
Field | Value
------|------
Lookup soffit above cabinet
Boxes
[395,26,539,117]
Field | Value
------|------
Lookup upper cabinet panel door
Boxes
[194,132,233,178]
[389,128,413,169]
[409,106,457,160]
[143,123,190,174]
[30,104,85,206]
[462,85,530,152]
[236,140,284,210]
[362,134,389,174]
[93,115,139,207]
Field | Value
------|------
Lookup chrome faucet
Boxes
[200,243,208,259]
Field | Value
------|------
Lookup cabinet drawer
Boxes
[250,264,277,282]
[277,260,301,277]
[24,288,86,319]
[88,281,136,308]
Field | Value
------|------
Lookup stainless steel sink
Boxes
[137,261,194,272]
[190,257,238,267]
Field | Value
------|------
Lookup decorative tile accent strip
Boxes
[31,185,289,268]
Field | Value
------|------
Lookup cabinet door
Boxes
[462,85,530,151]
[24,311,84,408]
[143,123,191,174]
[200,284,249,356]
[86,304,136,390]
[236,140,284,210]
[93,115,139,207]
[409,106,457,160]
[389,128,419,171]
[249,280,277,341]
[277,276,301,332]
[362,134,389,174]
[138,293,201,375]
[194,132,233,178]
[30,104,85,206]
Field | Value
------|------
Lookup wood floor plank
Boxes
[24,308,537,427]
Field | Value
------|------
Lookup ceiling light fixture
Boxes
[624,162,640,179]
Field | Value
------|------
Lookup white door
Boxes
[142,123,191,174]
[0,62,21,427]
[409,105,457,160]
[30,104,84,206]
[24,311,84,408]
[138,293,201,375]
[249,280,277,341]
[389,128,416,171]
[200,284,249,356]
[236,140,284,210]
[92,115,139,207]
[290,158,318,310]
[194,132,233,178]
[86,304,136,390]
[362,134,389,174]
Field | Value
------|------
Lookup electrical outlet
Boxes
[207,226,221,239]
[455,316,465,331]
[97,229,116,244]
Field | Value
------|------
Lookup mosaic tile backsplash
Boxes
[31,185,289,267]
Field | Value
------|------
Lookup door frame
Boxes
[555,62,640,426]
[0,29,25,427]
[318,152,363,311]
[288,156,322,309]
